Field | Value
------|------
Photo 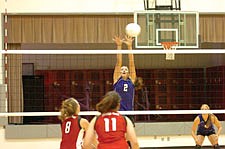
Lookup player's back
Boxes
[95,112,128,149]
[60,116,83,149]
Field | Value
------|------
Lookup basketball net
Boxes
[161,42,178,60]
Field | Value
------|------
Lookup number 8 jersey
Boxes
[94,112,128,149]
[113,77,135,111]
[60,116,84,149]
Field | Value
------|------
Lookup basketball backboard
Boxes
[134,11,199,48]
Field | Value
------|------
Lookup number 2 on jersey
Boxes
[123,84,128,92]
[104,118,117,132]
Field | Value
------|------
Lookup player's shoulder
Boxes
[211,114,219,121]
[194,115,200,122]
[113,76,123,84]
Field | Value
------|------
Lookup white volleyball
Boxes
[125,23,141,37]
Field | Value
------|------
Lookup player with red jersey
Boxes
[83,91,139,149]
[59,98,89,149]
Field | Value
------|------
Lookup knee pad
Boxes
[195,145,201,149]
[214,144,220,149]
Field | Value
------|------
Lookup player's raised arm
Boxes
[113,35,123,84]
[124,35,136,83]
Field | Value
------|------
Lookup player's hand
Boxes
[123,35,133,48]
[113,35,123,47]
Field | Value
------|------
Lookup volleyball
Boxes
[125,23,141,37]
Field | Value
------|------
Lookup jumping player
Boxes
[113,35,136,111]
[83,91,139,149]
[59,98,89,149]
[191,104,222,149]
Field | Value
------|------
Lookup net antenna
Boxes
[161,42,178,60]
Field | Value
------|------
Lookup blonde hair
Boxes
[200,104,210,110]
[134,77,144,90]
[59,98,79,121]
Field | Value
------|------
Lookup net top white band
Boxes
[0,110,224,117]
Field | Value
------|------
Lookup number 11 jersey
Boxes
[94,112,128,149]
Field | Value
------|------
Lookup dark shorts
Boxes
[197,130,215,136]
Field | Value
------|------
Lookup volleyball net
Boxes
[0,49,225,125]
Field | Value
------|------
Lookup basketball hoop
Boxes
[161,42,178,60]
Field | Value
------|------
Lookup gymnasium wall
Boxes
[0,0,225,13]
[0,0,224,83]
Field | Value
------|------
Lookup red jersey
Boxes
[95,112,128,149]
[60,116,84,149]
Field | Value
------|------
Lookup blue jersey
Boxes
[197,114,215,136]
[113,77,135,111]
